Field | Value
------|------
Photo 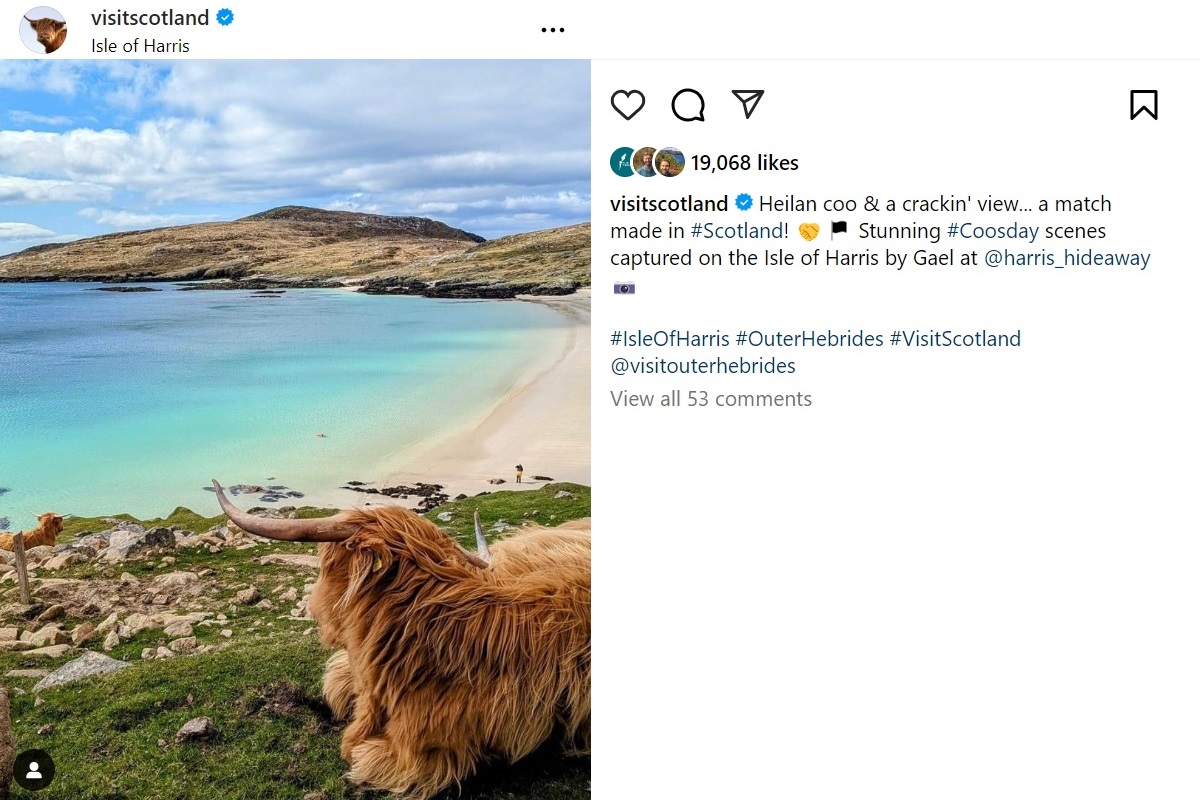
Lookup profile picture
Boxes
[610,146,634,177]
[633,146,657,177]
[655,147,685,177]
[20,6,66,54]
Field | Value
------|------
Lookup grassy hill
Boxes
[0,207,590,297]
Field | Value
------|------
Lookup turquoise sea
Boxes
[0,283,568,524]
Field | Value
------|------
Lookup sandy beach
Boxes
[302,290,591,511]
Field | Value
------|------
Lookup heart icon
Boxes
[611,90,645,121]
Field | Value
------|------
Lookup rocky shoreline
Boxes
[2,275,582,300]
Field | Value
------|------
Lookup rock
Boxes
[279,587,298,603]
[163,621,193,638]
[0,641,34,652]
[141,648,155,659]
[43,552,87,571]
[302,582,316,596]
[0,550,13,565]
[6,669,50,678]
[71,622,96,646]
[258,554,321,570]
[0,627,18,641]
[103,631,120,651]
[119,572,140,585]
[101,526,176,562]
[155,646,174,659]
[25,644,73,658]
[256,599,274,611]
[22,625,67,647]
[168,636,197,653]
[25,545,56,561]
[174,716,216,744]
[197,569,215,578]
[36,604,66,622]
[220,629,232,638]
[154,612,212,626]
[124,613,160,635]
[488,478,507,485]
[148,571,200,595]
[161,556,176,564]
[533,475,554,481]
[34,651,131,691]
[216,614,228,622]
[554,490,576,499]
[437,512,454,521]
[95,612,121,636]
[236,586,260,605]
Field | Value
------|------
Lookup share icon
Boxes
[731,90,764,119]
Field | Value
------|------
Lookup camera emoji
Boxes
[614,282,635,295]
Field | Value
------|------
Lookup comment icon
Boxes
[671,89,705,122]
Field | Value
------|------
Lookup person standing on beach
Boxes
[515,464,524,483]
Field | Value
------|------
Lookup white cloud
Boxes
[0,221,56,239]
[0,61,590,236]
[8,110,72,127]
[0,176,112,203]
[78,208,219,228]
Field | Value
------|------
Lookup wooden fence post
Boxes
[13,533,30,606]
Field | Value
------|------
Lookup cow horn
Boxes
[212,479,354,542]
[473,511,490,563]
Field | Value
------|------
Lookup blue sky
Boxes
[0,60,590,255]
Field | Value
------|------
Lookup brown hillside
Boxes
[0,207,590,296]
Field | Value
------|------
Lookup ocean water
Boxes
[0,283,568,523]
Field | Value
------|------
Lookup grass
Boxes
[2,488,591,799]
[12,635,589,799]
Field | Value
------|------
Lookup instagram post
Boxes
[2,4,1198,800]
[0,58,589,798]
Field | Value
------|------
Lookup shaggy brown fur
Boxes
[308,506,590,798]
[24,16,67,54]
[0,512,64,551]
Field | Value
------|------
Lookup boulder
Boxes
[102,632,121,651]
[22,625,67,647]
[123,613,160,635]
[174,716,216,744]
[6,669,49,678]
[71,622,96,646]
[235,586,260,605]
[101,526,176,562]
[148,571,200,596]
[36,604,66,622]
[43,552,87,571]
[279,587,298,603]
[34,651,131,691]
[163,621,193,638]
[95,612,121,636]
[168,636,197,653]
[0,627,18,641]
[24,546,56,561]
[25,644,73,658]
[258,554,320,570]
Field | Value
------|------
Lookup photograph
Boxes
[0,59,591,799]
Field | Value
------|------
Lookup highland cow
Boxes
[24,15,67,54]
[0,511,64,551]
[212,480,590,798]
